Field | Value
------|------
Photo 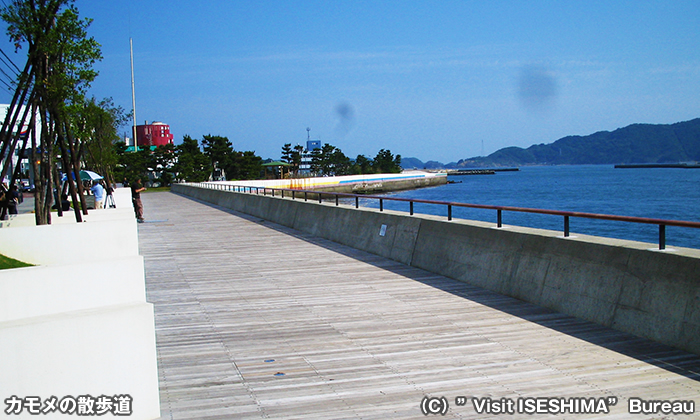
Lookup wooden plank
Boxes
[140,192,700,419]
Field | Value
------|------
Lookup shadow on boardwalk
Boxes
[142,191,700,419]
[179,193,700,384]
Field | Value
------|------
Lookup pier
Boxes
[141,192,700,419]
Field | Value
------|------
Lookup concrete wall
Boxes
[173,183,700,355]
[0,187,160,420]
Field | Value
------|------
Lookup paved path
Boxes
[139,192,700,419]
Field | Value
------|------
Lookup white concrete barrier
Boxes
[0,218,138,265]
[0,191,160,419]
[0,256,146,322]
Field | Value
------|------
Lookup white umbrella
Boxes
[61,170,104,182]
[80,170,103,181]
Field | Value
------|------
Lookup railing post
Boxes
[564,215,570,237]
[380,199,383,212]
[304,192,308,201]
[410,201,414,215]
[659,224,666,250]
[281,189,284,198]
[292,191,296,200]
[318,193,322,203]
[335,195,339,206]
[497,209,502,228]
[448,204,452,221]
[355,197,359,209]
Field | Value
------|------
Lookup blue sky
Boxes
[2,0,700,163]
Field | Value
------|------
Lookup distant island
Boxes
[402,118,700,169]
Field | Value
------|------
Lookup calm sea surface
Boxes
[364,165,700,249]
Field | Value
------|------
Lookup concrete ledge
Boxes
[0,207,135,228]
[0,188,160,420]
[0,302,160,419]
[0,218,138,265]
[173,183,700,355]
[0,255,146,322]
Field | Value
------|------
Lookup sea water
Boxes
[364,165,700,249]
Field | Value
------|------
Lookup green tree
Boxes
[116,145,152,184]
[372,149,402,173]
[230,150,263,180]
[1,0,102,223]
[350,155,373,175]
[72,97,128,188]
[310,143,351,176]
[281,143,293,163]
[173,135,208,182]
[151,143,176,186]
[281,143,305,175]
[291,144,304,175]
[201,134,233,180]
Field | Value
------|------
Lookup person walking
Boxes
[131,178,146,223]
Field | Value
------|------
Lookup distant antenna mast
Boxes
[307,127,310,141]
[130,38,137,149]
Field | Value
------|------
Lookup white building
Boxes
[299,139,321,174]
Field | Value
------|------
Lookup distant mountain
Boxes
[400,157,425,169]
[456,118,700,167]
[400,157,455,169]
[402,118,700,169]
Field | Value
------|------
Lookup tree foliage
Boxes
[230,150,263,180]
[280,143,304,175]
[72,97,128,186]
[201,134,233,180]
[310,143,351,176]
[371,149,402,173]
[173,135,208,183]
[0,0,102,223]
[307,143,402,176]
[115,134,263,184]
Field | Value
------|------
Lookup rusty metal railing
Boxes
[193,182,700,250]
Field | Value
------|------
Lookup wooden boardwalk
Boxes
[139,192,700,419]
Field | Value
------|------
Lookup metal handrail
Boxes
[194,182,700,250]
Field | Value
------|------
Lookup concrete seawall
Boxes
[207,170,448,194]
[173,183,700,355]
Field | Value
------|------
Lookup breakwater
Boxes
[215,171,447,194]
[173,183,700,355]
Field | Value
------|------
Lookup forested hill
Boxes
[455,118,700,167]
